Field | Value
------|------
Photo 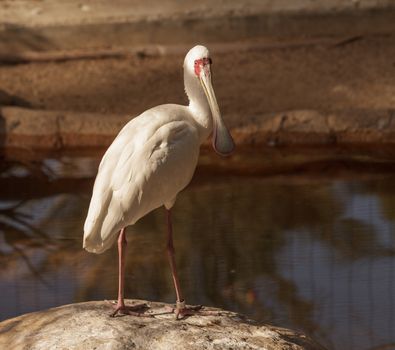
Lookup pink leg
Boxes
[166,209,184,303]
[165,209,201,319]
[116,229,127,308]
[110,228,148,317]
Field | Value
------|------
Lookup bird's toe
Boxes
[174,300,203,320]
[109,302,150,317]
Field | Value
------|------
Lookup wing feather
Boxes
[83,109,199,254]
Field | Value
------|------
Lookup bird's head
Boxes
[184,45,235,156]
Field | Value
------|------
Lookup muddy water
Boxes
[0,154,395,350]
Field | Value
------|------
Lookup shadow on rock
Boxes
[0,24,53,64]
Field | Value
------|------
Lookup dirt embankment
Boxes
[0,1,395,152]
[1,35,395,150]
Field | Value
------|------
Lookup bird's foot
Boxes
[108,300,150,318]
[170,300,203,320]
[164,300,227,320]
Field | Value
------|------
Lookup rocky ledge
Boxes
[0,300,325,350]
[2,106,395,151]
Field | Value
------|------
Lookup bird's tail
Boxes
[83,226,120,254]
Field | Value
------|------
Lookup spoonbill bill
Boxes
[83,45,235,318]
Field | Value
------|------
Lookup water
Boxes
[1,153,395,350]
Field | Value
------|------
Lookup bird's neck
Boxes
[184,70,213,140]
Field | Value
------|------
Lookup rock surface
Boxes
[0,300,325,350]
[1,32,395,151]
[2,106,395,150]
[1,0,394,55]
[1,3,394,153]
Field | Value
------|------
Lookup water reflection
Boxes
[0,156,394,350]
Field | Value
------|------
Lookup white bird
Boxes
[83,45,234,318]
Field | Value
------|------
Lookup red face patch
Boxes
[194,57,212,76]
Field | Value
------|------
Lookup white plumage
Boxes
[83,105,200,253]
[82,45,234,318]
[84,44,233,249]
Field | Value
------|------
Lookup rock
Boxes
[3,107,395,151]
[0,300,325,350]
[1,0,394,55]
[0,106,130,149]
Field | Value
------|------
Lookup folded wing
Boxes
[83,111,200,254]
